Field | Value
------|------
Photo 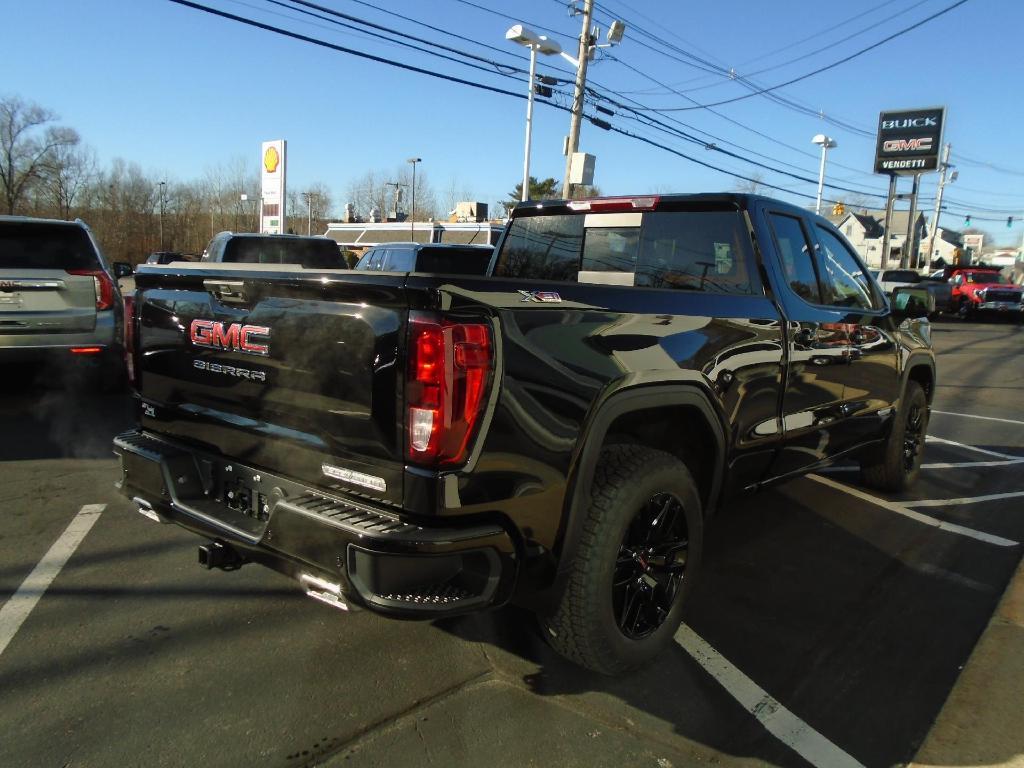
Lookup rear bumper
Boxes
[113,429,519,617]
[0,310,119,361]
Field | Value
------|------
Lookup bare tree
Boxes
[47,143,97,219]
[0,95,80,214]
[733,172,766,195]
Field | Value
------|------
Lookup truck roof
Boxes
[511,193,812,219]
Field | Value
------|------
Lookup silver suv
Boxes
[0,216,126,386]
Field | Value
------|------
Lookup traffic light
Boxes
[832,202,845,216]
[964,214,971,226]
[1009,216,1015,228]
[533,83,553,98]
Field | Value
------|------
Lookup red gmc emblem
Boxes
[190,319,270,356]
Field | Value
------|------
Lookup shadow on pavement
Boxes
[434,482,1023,768]
[0,361,133,461]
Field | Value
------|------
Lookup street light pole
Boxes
[407,157,421,240]
[562,0,594,199]
[521,44,539,202]
[811,135,836,215]
[302,191,315,235]
[158,180,166,250]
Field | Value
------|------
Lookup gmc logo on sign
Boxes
[882,137,934,153]
[190,319,270,356]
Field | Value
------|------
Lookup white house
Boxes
[834,209,928,268]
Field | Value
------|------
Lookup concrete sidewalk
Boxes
[911,555,1024,768]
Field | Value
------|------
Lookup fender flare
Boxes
[554,384,726,579]
[900,352,937,403]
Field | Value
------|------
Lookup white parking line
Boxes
[819,458,1024,472]
[807,475,1018,547]
[0,504,104,659]
[905,490,1024,508]
[926,436,1020,460]
[931,410,1024,427]
[675,624,866,768]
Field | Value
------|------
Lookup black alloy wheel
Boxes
[613,492,689,640]
[902,400,926,471]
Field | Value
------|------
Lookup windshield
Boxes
[881,270,920,283]
[965,272,1003,284]
[0,222,99,270]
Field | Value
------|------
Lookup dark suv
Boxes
[0,216,126,385]
[354,242,493,274]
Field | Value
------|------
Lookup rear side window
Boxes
[0,223,100,270]
[494,209,757,294]
[814,226,876,309]
[768,213,821,303]
[415,247,492,275]
[880,270,919,283]
[386,248,416,272]
[222,237,344,268]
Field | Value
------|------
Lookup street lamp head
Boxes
[811,134,837,149]
[607,20,626,44]
[407,157,421,164]
[506,24,561,55]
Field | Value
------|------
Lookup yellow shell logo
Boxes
[263,146,280,173]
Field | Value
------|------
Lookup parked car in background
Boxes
[145,251,197,265]
[201,232,348,268]
[0,216,127,387]
[950,269,1023,320]
[871,268,953,318]
[354,243,493,274]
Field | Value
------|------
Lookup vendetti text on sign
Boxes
[874,106,945,175]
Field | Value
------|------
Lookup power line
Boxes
[646,0,972,111]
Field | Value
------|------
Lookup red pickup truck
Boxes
[950,269,1023,319]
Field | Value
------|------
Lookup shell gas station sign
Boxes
[260,139,287,234]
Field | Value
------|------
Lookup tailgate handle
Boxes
[203,280,248,305]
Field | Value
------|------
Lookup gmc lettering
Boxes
[882,137,934,153]
[190,319,270,356]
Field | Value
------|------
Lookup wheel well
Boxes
[908,364,934,403]
[604,405,718,512]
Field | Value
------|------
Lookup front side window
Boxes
[814,226,876,309]
[768,213,821,304]
[386,248,416,271]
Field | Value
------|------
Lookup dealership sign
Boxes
[260,139,287,234]
[874,107,945,175]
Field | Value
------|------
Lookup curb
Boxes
[909,553,1024,767]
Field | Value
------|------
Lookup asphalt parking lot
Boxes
[1,320,1022,768]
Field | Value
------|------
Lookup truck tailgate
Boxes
[134,265,409,505]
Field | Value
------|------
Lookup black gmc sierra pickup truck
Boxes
[115,194,935,674]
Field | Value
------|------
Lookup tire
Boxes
[860,381,929,492]
[541,445,703,675]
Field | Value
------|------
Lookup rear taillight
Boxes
[406,312,492,466]
[67,269,115,310]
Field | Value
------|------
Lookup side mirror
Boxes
[891,286,935,320]
[113,261,134,278]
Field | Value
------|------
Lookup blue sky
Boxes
[4,0,1023,243]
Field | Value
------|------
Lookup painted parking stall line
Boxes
[905,490,1024,508]
[807,476,1019,547]
[675,624,867,768]
[0,504,105,659]
[925,436,1021,461]
[931,410,1024,427]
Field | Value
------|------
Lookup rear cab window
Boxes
[415,246,492,275]
[221,237,344,268]
[0,222,100,271]
[493,204,758,294]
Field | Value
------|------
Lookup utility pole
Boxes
[561,0,594,199]
[880,174,897,270]
[925,143,952,267]
[301,191,316,235]
[901,174,921,269]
